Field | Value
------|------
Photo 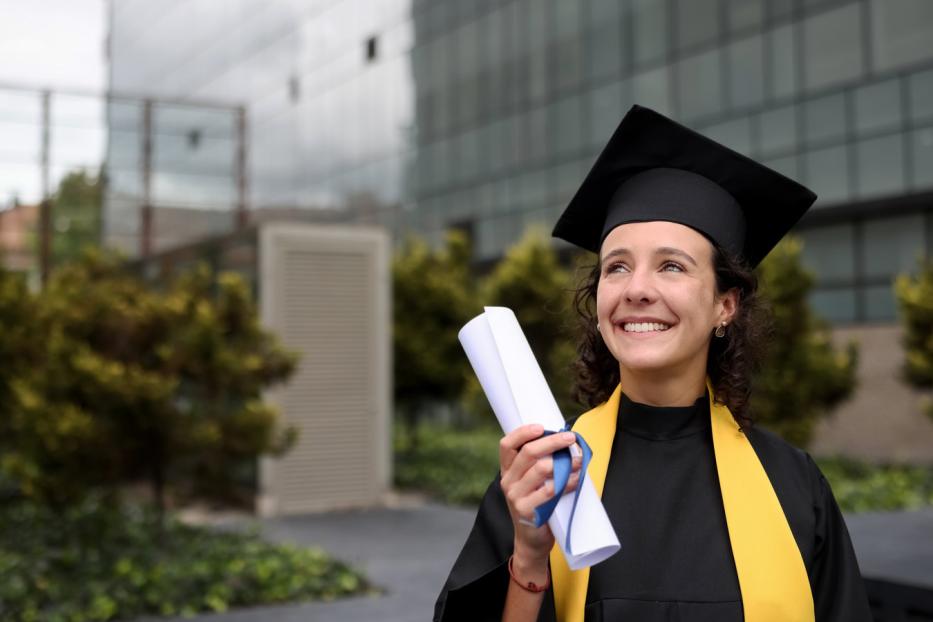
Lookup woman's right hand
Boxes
[499,424,582,565]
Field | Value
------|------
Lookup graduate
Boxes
[434,105,873,621]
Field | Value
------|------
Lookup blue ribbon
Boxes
[531,425,593,554]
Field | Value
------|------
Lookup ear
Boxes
[717,287,739,325]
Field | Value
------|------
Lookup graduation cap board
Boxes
[552,105,817,268]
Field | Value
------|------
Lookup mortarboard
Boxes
[551,105,817,267]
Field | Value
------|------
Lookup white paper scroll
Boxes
[458,306,620,570]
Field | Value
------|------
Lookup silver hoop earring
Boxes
[715,322,727,338]
[596,322,601,332]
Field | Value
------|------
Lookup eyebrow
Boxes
[601,247,698,267]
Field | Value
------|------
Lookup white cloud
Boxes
[0,0,106,92]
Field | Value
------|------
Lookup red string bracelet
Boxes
[508,554,550,593]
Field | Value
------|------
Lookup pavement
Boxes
[141,501,477,622]
[141,502,933,622]
[845,507,933,590]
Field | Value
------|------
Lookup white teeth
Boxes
[622,322,671,333]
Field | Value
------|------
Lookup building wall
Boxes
[811,324,933,463]
[107,0,933,320]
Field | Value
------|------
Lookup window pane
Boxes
[588,79,627,148]
[854,79,902,135]
[727,0,765,33]
[912,126,933,191]
[587,0,625,80]
[551,92,584,157]
[768,23,798,100]
[862,214,925,280]
[855,133,905,199]
[759,104,798,155]
[676,0,720,52]
[803,93,847,146]
[701,117,753,154]
[728,34,765,109]
[762,154,799,180]
[810,289,857,323]
[526,106,548,163]
[864,285,897,322]
[769,0,796,21]
[909,68,933,124]
[802,4,864,92]
[805,145,850,206]
[870,0,933,73]
[678,49,723,122]
[632,0,669,67]
[800,224,855,282]
[526,0,548,103]
[632,67,673,116]
[551,0,584,93]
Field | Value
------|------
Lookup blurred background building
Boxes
[1,0,932,460]
[104,0,933,323]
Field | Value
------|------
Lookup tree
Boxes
[0,250,298,525]
[158,265,298,505]
[478,227,580,416]
[51,169,102,266]
[894,258,933,421]
[752,237,859,447]
[392,230,478,434]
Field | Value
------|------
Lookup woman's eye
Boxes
[661,261,685,272]
[606,262,628,274]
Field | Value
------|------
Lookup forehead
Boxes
[599,221,715,259]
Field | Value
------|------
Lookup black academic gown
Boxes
[434,394,873,621]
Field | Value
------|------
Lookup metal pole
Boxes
[235,106,248,230]
[39,90,52,286]
[141,99,153,257]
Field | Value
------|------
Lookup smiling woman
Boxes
[435,105,872,622]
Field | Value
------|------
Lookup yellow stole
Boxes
[549,383,814,621]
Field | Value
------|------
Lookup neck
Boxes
[617,365,707,407]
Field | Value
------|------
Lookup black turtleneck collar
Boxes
[618,391,710,441]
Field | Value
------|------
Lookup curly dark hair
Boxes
[571,244,772,429]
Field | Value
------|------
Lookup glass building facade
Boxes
[107,0,933,323]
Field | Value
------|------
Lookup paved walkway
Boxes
[144,503,933,622]
[144,502,477,622]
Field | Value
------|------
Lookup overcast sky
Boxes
[0,0,106,92]
[0,0,107,205]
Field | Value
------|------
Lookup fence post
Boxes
[39,90,52,287]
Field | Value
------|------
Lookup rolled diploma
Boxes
[458,306,620,570]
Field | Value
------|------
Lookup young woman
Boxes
[434,106,872,621]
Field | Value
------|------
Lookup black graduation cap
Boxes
[552,105,817,267]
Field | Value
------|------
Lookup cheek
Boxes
[595,280,614,318]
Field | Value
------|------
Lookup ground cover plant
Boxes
[0,498,370,622]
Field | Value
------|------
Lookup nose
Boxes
[623,267,657,304]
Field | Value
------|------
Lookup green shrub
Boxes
[817,456,933,513]
[894,259,933,420]
[753,237,859,447]
[0,252,297,520]
[394,423,500,506]
[0,499,370,622]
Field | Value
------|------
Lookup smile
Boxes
[622,322,671,333]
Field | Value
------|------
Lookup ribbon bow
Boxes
[531,425,593,553]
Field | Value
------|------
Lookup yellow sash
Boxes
[550,383,814,621]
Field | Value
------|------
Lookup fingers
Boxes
[499,424,545,472]
[500,432,577,486]
[511,464,583,524]
[506,452,581,502]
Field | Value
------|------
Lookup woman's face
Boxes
[596,221,735,381]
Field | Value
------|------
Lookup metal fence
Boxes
[0,82,247,285]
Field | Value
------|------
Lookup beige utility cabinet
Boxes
[257,223,391,516]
